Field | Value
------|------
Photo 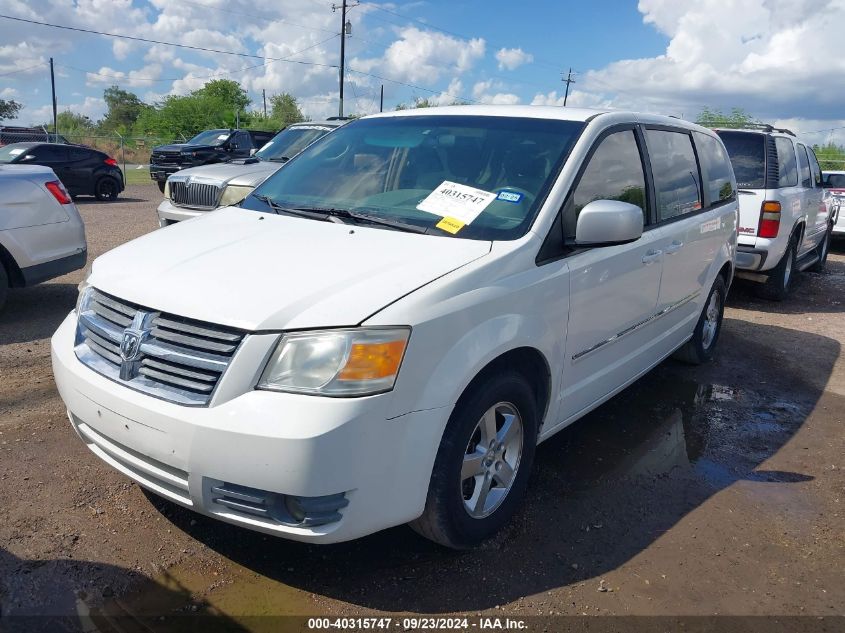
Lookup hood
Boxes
[153,143,217,153]
[89,207,491,331]
[169,160,281,188]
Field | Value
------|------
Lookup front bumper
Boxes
[51,313,448,543]
[150,165,181,182]
[157,199,208,227]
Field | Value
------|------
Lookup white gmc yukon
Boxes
[52,106,737,548]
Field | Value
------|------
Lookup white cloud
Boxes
[495,47,533,71]
[26,96,106,125]
[362,27,485,85]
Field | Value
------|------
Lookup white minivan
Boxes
[52,107,737,548]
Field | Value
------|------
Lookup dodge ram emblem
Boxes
[120,330,143,362]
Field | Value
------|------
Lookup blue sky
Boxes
[1,0,842,144]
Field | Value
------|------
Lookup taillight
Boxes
[758,201,781,238]
[45,180,72,205]
[104,157,118,166]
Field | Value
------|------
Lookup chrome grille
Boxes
[169,181,220,208]
[74,289,245,406]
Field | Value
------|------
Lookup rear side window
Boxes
[70,148,90,161]
[694,132,735,205]
[562,129,646,239]
[797,143,812,188]
[645,129,702,221]
[717,131,765,188]
[30,145,68,163]
[825,173,845,188]
[775,137,798,187]
[808,149,822,187]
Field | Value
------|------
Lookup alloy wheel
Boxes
[460,402,524,519]
[701,289,721,350]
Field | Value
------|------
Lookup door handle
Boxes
[665,240,684,254]
[642,249,662,265]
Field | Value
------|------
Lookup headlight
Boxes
[163,180,170,199]
[257,328,410,396]
[218,185,253,207]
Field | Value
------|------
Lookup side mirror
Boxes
[21,154,36,161]
[575,200,644,246]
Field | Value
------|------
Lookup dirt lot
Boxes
[1,184,843,630]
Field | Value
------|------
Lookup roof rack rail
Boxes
[712,122,796,136]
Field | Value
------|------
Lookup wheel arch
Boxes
[453,346,552,436]
[0,242,25,288]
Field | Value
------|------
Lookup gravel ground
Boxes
[0,185,843,630]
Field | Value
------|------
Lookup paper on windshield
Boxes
[416,181,497,225]
[8,149,24,156]
[217,134,229,141]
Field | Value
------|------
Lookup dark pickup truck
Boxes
[149,128,276,192]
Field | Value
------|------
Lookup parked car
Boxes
[149,129,277,193]
[715,126,830,300]
[157,120,344,227]
[822,170,845,237]
[0,125,49,146]
[0,164,87,310]
[0,142,124,201]
[52,106,736,548]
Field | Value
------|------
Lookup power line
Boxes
[0,14,338,69]
[0,61,46,78]
[57,34,340,83]
[346,66,478,104]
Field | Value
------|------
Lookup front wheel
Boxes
[410,370,538,549]
[674,275,726,365]
[157,181,166,194]
[94,176,119,201]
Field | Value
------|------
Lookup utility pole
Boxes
[49,57,57,137]
[263,89,267,118]
[562,67,575,107]
[379,84,384,113]
[333,1,355,117]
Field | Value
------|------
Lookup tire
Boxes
[157,181,166,194]
[756,234,797,301]
[94,176,120,201]
[674,275,726,365]
[0,264,8,312]
[808,225,832,273]
[410,369,538,549]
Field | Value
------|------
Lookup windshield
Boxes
[256,125,335,161]
[0,143,29,163]
[244,115,584,240]
[716,131,766,188]
[187,130,231,146]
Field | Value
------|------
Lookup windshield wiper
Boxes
[252,195,346,224]
[267,156,290,163]
[293,206,429,234]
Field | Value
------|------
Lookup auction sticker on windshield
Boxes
[417,181,497,225]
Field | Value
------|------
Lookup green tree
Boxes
[695,106,760,128]
[268,93,305,127]
[193,79,250,112]
[43,110,96,134]
[101,86,147,132]
[0,98,22,120]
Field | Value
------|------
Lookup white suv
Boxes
[716,127,830,300]
[52,107,736,548]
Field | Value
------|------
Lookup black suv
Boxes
[149,129,276,192]
[0,142,125,200]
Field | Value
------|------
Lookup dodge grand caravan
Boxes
[52,106,737,548]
